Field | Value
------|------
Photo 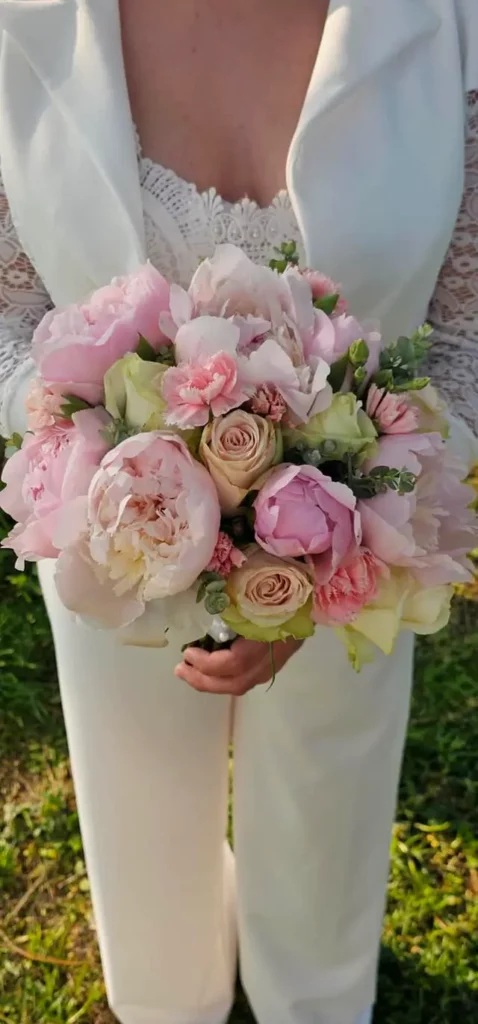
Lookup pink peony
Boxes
[187,244,302,327]
[32,263,171,404]
[249,384,287,422]
[310,547,387,626]
[25,379,68,431]
[53,433,221,629]
[0,409,110,564]
[240,336,332,424]
[302,269,348,315]
[253,464,361,567]
[304,310,382,377]
[206,531,246,577]
[359,432,476,585]
[366,384,419,434]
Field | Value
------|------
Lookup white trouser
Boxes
[39,559,414,1024]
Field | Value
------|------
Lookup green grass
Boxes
[1,508,477,1023]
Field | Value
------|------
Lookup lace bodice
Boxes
[1,93,478,437]
[140,158,303,289]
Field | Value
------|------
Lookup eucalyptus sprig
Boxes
[196,571,231,616]
[328,339,370,393]
[100,417,139,447]
[349,466,417,500]
[373,324,433,393]
[269,241,300,273]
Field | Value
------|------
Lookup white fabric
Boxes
[0,2,477,1023]
[39,557,411,1024]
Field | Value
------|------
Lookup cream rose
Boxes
[283,393,377,462]
[104,352,169,431]
[341,569,454,662]
[222,548,314,642]
[199,410,280,512]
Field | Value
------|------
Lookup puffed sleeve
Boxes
[455,0,478,91]
[426,89,478,466]
[0,164,51,437]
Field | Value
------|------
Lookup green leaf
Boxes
[393,376,430,393]
[327,353,350,392]
[4,432,24,455]
[136,334,157,361]
[313,293,340,316]
[60,395,93,419]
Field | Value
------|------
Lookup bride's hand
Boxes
[175,636,303,696]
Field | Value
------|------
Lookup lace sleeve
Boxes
[426,91,478,437]
[0,164,51,436]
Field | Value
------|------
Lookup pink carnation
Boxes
[302,269,348,315]
[206,531,246,577]
[366,384,419,434]
[249,384,287,422]
[310,547,387,626]
[163,351,252,428]
[25,379,68,431]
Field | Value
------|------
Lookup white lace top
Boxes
[1,93,478,437]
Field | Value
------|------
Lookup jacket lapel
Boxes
[291,0,441,142]
[0,0,442,305]
[0,0,145,304]
[287,0,442,302]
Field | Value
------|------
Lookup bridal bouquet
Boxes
[1,243,475,668]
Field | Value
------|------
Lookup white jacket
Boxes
[0,0,477,456]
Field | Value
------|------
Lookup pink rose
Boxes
[32,263,171,404]
[25,379,68,431]
[366,384,419,434]
[310,547,387,626]
[54,433,221,628]
[254,464,361,567]
[360,433,476,585]
[206,531,246,577]
[0,409,110,564]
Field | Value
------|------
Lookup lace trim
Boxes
[0,165,51,429]
[428,91,478,342]
[139,157,304,288]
